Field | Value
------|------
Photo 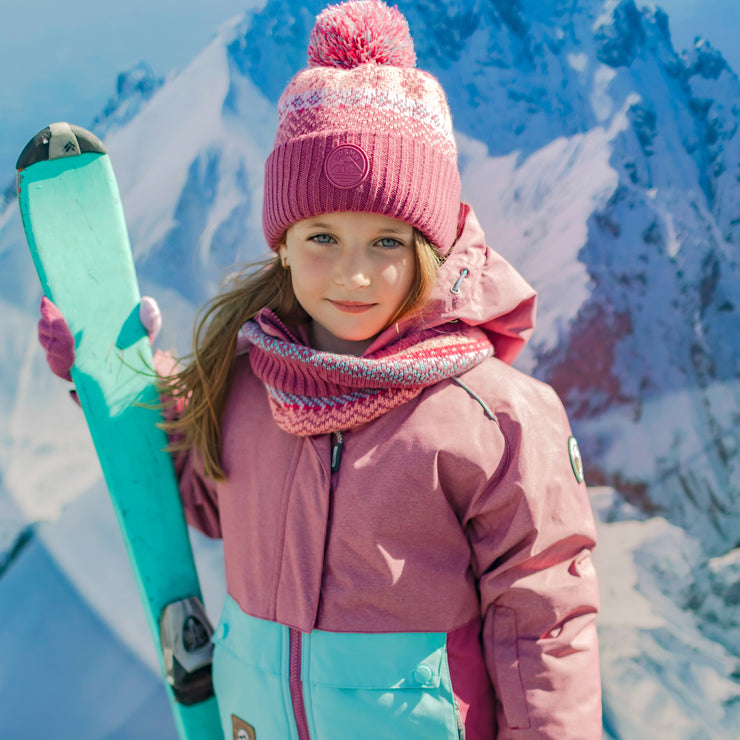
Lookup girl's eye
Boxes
[310,233,334,244]
[377,237,402,249]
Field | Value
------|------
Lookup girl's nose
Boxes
[336,250,371,289]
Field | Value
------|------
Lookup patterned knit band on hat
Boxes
[262,0,462,254]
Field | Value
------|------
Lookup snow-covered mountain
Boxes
[2,0,740,737]
[90,61,165,140]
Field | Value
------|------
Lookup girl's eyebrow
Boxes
[375,226,409,235]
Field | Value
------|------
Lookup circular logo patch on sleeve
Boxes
[568,436,585,484]
[324,143,369,188]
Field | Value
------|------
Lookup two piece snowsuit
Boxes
[176,205,602,739]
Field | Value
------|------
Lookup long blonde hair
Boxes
[162,228,441,481]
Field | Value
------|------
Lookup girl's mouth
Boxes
[329,300,376,313]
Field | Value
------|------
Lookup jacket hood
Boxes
[369,203,537,364]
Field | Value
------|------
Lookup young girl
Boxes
[40,2,601,738]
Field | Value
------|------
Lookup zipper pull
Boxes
[331,431,344,472]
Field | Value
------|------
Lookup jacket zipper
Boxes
[331,431,344,472]
[288,432,342,739]
[289,628,310,740]
[454,698,466,739]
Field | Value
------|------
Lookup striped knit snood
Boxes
[239,309,493,436]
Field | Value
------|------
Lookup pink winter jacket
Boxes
[176,205,602,739]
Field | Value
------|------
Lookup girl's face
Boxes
[279,212,416,355]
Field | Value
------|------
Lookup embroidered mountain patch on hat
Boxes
[324,144,369,188]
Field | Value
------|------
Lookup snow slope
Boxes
[0,533,178,740]
[592,487,740,738]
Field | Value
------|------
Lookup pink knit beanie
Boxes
[262,0,461,254]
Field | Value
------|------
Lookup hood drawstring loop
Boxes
[450,268,470,295]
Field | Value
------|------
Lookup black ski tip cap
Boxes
[16,123,106,170]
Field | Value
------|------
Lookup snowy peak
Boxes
[226,0,316,104]
[91,61,164,139]
[594,0,654,68]
[684,37,730,81]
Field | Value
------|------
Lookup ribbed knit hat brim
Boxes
[264,130,461,251]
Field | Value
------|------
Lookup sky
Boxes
[0,0,739,179]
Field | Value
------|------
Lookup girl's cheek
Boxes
[293,257,331,292]
[300,247,332,269]
[381,257,413,284]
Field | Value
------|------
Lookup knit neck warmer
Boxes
[240,309,494,436]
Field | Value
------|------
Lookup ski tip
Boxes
[16,123,106,170]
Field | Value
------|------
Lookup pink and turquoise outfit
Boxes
[176,206,601,739]
[175,2,601,737]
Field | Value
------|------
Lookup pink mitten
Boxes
[139,295,162,345]
[38,296,75,381]
[38,295,162,383]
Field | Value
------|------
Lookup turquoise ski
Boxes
[16,123,222,740]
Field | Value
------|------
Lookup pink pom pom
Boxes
[308,0,416,70]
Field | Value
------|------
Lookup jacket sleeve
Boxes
[465,377,601,739]
[153,349,223,539]
[173,446,222,539]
